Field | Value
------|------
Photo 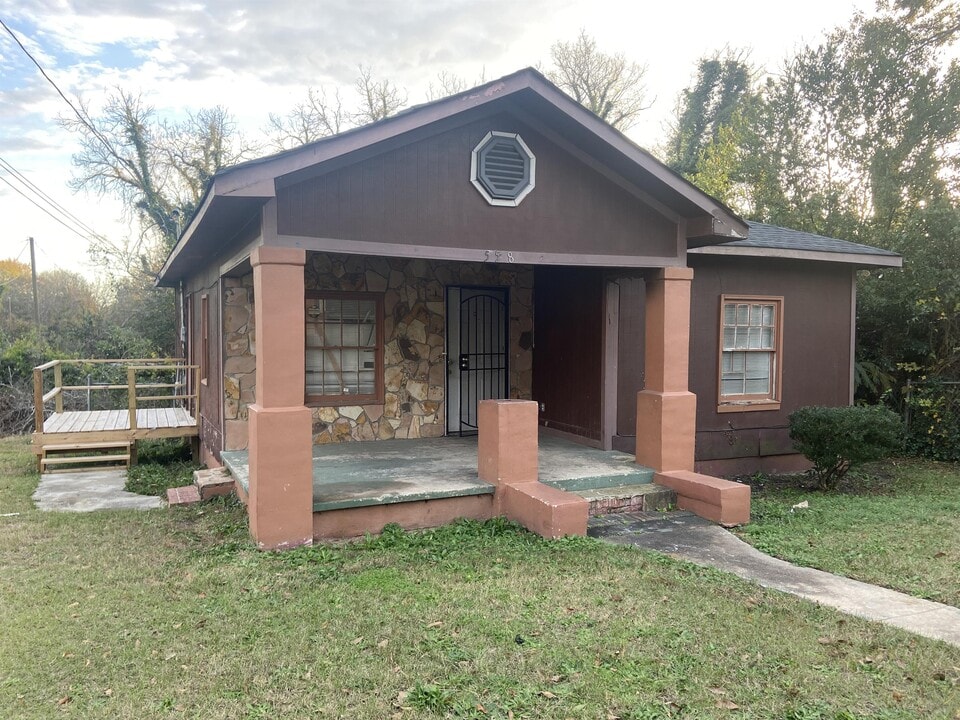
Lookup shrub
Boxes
[788,405,902,491]
[903,380,960,462]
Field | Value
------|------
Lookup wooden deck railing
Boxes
[33,359,201,433]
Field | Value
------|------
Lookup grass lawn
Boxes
[1,436,959,719]
[736,459,960,608]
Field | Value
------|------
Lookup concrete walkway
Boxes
[33,469,163,512]
[589,511,960,648]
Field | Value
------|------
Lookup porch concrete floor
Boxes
[221,434,653,512]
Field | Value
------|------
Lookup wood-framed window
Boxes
[305,291,384,405]
[718,295,783,412]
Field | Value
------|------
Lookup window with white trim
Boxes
[305,292,384,404]
[718,296,782,411]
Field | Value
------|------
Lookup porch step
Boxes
[40,441,132,472]
[572,482,677,517]
[166,484,201,506]
[193,467,234,500]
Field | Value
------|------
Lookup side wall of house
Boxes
[688,255,853,475]
[221,252,535,448]
[182,214,261,463]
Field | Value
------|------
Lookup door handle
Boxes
[459,354,469,371]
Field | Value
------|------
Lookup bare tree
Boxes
[425,68,487,101]
[547,30,652,130]
[353,65,407,124]
[267,86,347,151]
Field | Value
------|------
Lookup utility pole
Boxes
[28,236,40,337]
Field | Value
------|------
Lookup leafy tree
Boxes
[666,3,960,393]
[547,30,651,130]
[62,90,252,256]
[664,50,755,178]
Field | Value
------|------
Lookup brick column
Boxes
[478,399,587,538]
[636,267,697,472]
[247,246,313,550]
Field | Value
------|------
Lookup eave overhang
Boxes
[688,243,904,269]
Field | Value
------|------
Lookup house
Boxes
[157,68,901,548]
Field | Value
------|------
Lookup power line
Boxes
[0,173,97,244]
[0,155,104,240]
[0,17,117,163]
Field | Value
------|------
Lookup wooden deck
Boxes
[43,408,197,435]
[32,359,201,466]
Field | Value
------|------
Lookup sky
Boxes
[0,0,875,278]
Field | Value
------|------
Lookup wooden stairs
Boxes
[39,441,133,473]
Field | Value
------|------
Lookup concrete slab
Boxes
[222,434,653,511]
[589,512,960,648]
[33,469,163,512]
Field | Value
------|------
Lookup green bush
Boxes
[788,405,902,491]
[903,380,960,462]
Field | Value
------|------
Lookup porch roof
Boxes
[158,68,748,286]
[688,221,903,268]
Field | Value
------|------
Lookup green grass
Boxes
[1,436,959,718]
[125,440,201,496]
[736,459,960,607]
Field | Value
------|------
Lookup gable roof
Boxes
[688,221,903,268]
[158,68,748,285]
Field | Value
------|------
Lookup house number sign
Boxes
[483,250,516,263]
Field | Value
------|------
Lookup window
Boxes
[470,131,536,206]
[718,296,782,411]
[305,292,384,404]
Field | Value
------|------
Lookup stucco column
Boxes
[636,267,697,472]
[247,246,313,550]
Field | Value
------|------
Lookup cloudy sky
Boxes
[0,0,873,276]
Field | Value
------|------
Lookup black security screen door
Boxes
[446,287,509,434]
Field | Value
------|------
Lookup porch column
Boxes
[247,247,313,550]
[636,267,697,472]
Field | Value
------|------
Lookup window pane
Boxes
[722,351,744,374]
[723,303,737,325]
[723,327,736,350]
[342,322,360,347]
[737,304,748,325]
[761,327,774,349]
[762,305,774,326]
[721,378,744,395]
[747,327,762,349]
[749,304,762,325]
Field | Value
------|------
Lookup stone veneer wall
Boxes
[222,274,255,450]
[220,253,534,449]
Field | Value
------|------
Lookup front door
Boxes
[446,286,509,434]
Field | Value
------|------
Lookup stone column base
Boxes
[248,404,314,550]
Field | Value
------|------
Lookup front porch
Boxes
[222,433,655,513]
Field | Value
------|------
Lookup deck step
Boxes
[40,441,133,472]
[42,441,133,452]
[572,482,677,517]
[167,485,201,506]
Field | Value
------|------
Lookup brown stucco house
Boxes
[157,68,900,549]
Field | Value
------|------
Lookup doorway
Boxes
[445,286,509,434]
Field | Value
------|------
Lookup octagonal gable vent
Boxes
[470,131,536,207]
